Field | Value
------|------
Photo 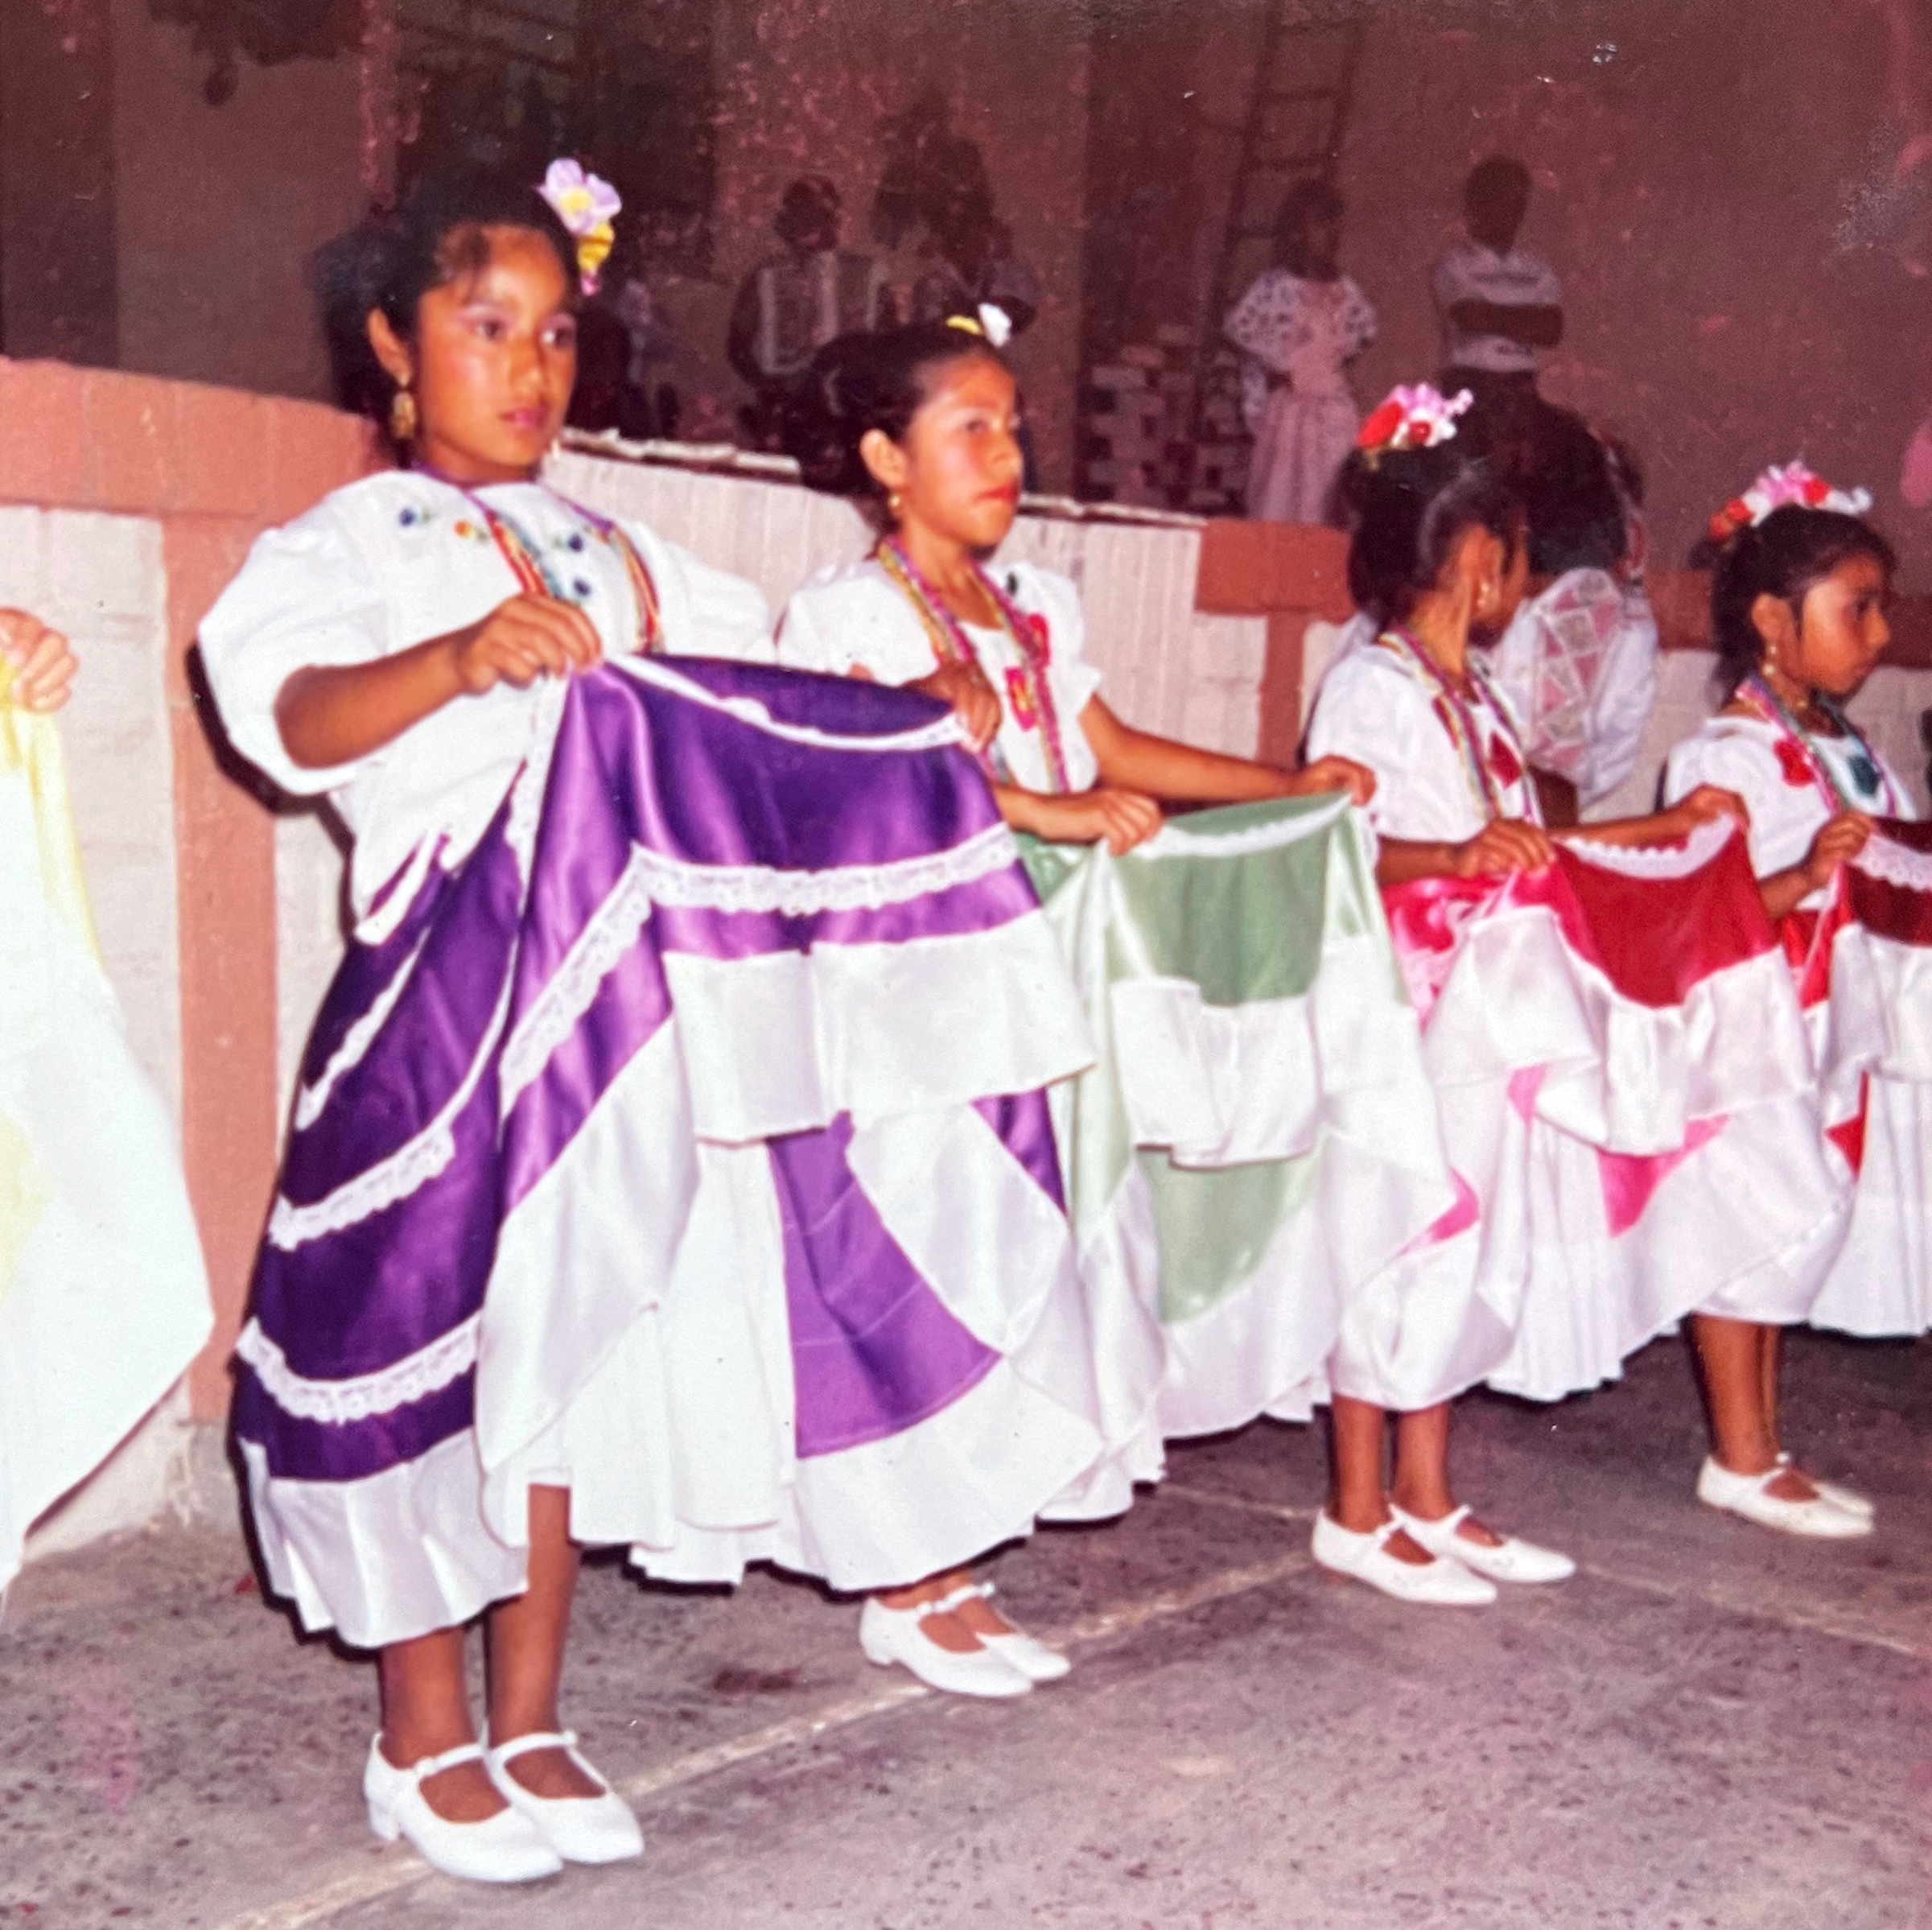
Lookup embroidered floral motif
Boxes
[1775,738,1814,788]
[1007,667,1037,729]
[1487,732,1523,790]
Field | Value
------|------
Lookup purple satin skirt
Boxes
[233,657,1081,1628]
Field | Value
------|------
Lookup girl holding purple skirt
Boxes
[199,168,1102,1887]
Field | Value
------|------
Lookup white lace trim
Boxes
[496,823,1020,1112]
[632,819,1017,914]
[236,1313,480,1425]
[506,678,568,884]
[1140,792,1351,860]
[292,934,430,1132]
[1852,833,1932,891]
[1558,816,1736,878]
[614,653,964,755]
[355,836,444,949]
[500,856,658,1113]
[266,971,515,1251]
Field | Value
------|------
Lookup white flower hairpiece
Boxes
[945,303,1014,350]
[1709,460,1873,542]
[1356,383,1473,455]
[539,159,622,294]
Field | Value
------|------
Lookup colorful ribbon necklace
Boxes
[1373,627,1535,826]
[427,474,663,655]
[874,535,1072,794]
[1735,673,1897,815]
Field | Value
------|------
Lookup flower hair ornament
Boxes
[540,159,622,295]
[1356,383,1473,458]
[945,303,1014,350]
[1708,460,1873,543]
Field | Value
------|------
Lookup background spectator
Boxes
[727,176,890,447]
[1224,179,1378,524]
[1434,155,1563,422]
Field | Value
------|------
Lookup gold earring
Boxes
[887,488,904,520]
[389,381,418,445]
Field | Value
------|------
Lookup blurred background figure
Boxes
[727,175,890,448]
[1434,155,1563,425]
[1224,179,1378,524]
[1482,427,1658,824]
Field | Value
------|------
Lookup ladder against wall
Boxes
[1187,8,1363,478]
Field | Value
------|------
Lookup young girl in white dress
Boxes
[0,614,212,1602]
[200,169,1120,1887]
[1225,180,1378,526]
[774,317,1557,1608]
[1304,390,1862,1600]
[1665,468,1926,1495]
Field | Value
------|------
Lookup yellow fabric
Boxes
[0,659,99,963]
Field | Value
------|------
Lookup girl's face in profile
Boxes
[867,351,1025,553]
[1754,554,1891,702]
[372,224,579,485]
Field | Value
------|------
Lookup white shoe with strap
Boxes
[1390,1503,1576,1585]
[859,1595,1033,1697]
[362,1735,562,1884]
[1697,1456,1873,1538]
[1310,1511,1497,1606]
[1776,1451,1874,1521]
[935,1581,1071,1683]
[484,1730,645,1865]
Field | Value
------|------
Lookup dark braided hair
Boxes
[1709,505,1896,695]
[312,167,581,451]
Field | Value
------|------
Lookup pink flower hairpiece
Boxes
[1357,383,1473,456]
[1708,460,1872,543]
[540,159,622,294]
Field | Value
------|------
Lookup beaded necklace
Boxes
[1734,673,1898,815]
[1372,627,1535,827]
[426,473,663,654]
[874,535,1072,794]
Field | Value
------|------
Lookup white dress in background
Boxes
[1485,568,1659,809]
[1225,270,1378,526]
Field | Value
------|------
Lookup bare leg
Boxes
[1327,1395,1430,1564]
[1390,1403,1506,1549]
[1759,1324,1782,1445]
[1688,1314,1815,1499]
[484,1485,599,1800]
[378,1627,504,1822]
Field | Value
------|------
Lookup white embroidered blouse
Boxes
[200,472,772,916]
[777,559,1106,794]
[1306,635,1539,843]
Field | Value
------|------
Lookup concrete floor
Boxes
[3,1330,1929,1930]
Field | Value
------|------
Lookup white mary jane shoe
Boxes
[859,1595,1033,1697]
[484,1730,645,1866]
[363,1735,562,1885]
[1390,1503,1576,1585]
[1776,1452,1875,1520]
[1310,1511,1497,1606]
[935,1581,1071,1683]
[1697,1457,1873,1538]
